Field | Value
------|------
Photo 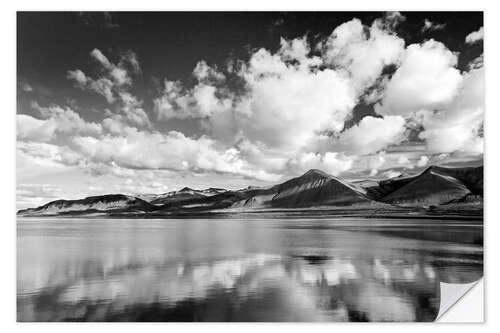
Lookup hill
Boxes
[17,194,155,216]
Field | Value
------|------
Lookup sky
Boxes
[16,11,484,209]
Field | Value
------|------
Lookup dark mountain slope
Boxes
[380,166,472,206]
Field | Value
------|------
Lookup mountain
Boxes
[17,194,155,216]
[139,187,228,205]
[17,165,483,216]
[232,169,373,209]
[378,166,483,206]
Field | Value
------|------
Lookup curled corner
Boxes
[436,278,483,321]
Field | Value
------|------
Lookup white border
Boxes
[2,0,497,331]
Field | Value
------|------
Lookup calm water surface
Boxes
[17,217,483,322]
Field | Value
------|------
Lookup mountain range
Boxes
[17,165,483,217]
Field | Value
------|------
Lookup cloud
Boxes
[17,141,83,168]
[118,92,151,128]
[103,12,119,29]
[17,114,56,142]
[421,19,446,32]
[67,69,88,85]
[233,46,356,151]
[67,48,139,104]
[286,152,353,176]
[396,155,414,169]
[17,183,65,210]
[155,39,356,157]
[193,60,225,82]
[19,12,484,197]
[71,129,280,182]
[465,27,484,44]
[416,155,429,167]
[380,12,406,30]
[321,18,405,93]
[17,103,102,142]
[21,82,33,92]
[154,79,232,121]
[418,66,484,155]
[90,48,112,69]
[67,69,115,103]
[375,39,462,116]
[329,115,407,155]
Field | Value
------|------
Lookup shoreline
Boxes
[17,209,484,222]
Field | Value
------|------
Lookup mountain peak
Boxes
[302,169,330,178]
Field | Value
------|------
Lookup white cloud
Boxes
[154,77,232,121]
[322,18,405,93]
[67,69,88,85]
[397,155,409,165]
[287,152,353,176]
[67,48,138,104]
[233,46,356,152]
[375,39,462,116]
[422,19,446,32]
[67,69,115,103]
[330,115,406,155]
[156,41,357,157]
[17,141,82,167]
[118,92,151,128]
[17,115,56,142]
[193,60,225,82]
[17,104,102,142]
[418,67,484,155]
[465,27,484,44]
[90,48,112,69]
[71,129,280,182]
[416,155,429,167]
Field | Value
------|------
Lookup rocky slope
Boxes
[377,166,483,206]
[17,194,155,216]
[231,169,374,209]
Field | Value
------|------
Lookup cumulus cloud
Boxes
[465,27,484,44]
[375,39,462,116]
[156,40,356,156]
[234,46,355,151]
[154,63,232,121]
[322,18,405,93]
[330,115,406,155]
[418,66,484,155]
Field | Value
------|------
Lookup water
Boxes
[17,217,483,322]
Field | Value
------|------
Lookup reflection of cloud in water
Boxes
[17,218,483,322]
[18,252,480,321]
